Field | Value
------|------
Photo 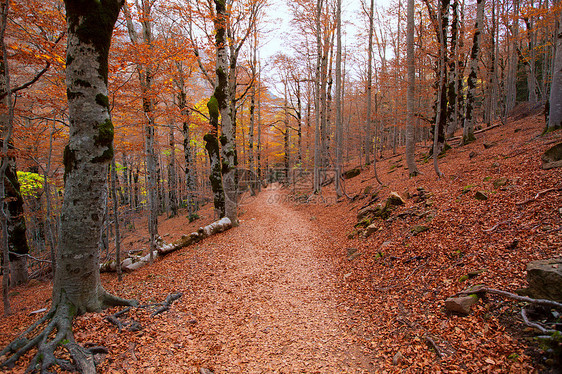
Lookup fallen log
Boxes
[100,217,232,273]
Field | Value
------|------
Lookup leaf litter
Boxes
[1,113,561,373]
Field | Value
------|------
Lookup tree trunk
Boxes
[56,0,134,313]
[313,0,323,194]
[110,158,123,282]
[446,0,459,138]
[548,2,562,131]
[506,0,520,115]
[525,8,539,104]
[335,0,343,197]
[406,0,419,176]
[213,0,237,224]
[365,0,374,166]
[167,124,178,217]
[257,60,262,190]
[123,0,158,262]
[462,0,484,145]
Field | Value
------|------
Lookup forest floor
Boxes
[1,108,562,373]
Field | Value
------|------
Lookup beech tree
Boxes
[462,0,484,145]
[405,0,419,177]
[122,0,159,262]
[1,1,136,371]
[548,0,562,131]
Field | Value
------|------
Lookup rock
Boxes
[411,225,429,236]
[121,258,133,268]
[348,251,362,261]
[347,230,359,239]
[474,191,488,201]
[493,177,509,188]
[393,351,404,365]
[541,143,562,170]
[520,258,562,302]
[343,167,361,179]
[467,269,487,278]
[357,203,386,221]
[346,247,360,260]
[364,223,380,238]
[444,294,479,315]
[200,369,214,374]
[483,142,496,149]
[387,192,405,207]
[469,151,478,159]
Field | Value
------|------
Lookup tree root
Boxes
[0,302,96,373]
[521,307,557,335]
[147,292,183,317]
[1,291,138,373]
[457,285,562,310]
[105,292,183,333]
[515,187,561,206]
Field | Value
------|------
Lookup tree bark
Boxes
[1,0,30,291]
[406,0,419,177]
[123,0,158,262]
[335,0,343,197]
[56,0,134,313]
[462,0,484,145]
[313,0,323,194]
[506,0,520,115]
[548,1,562,131]
[167,124,178,218]
[212,0,237,224]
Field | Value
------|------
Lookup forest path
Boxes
[182,186,373,373]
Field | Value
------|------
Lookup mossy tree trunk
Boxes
[462,0,484,144]
[205,96,226,218]
[1,0,30,292]
[57,0,135,314]
[5,159,30,286]
[213,0,237,223]
[445,0,459,138]
[1,1,137,370]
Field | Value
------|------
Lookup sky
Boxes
[259,0,393,57]
[258,0,393,85]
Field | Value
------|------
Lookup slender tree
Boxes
[462,0,485,145]
[335,0,343,197]
[406,0,419,176]
[123,0,159,262]
[365,0,374,167]
[548,0,562,131]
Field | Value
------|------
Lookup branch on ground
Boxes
[456,285,562,309]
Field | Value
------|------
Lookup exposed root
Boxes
[105,292,183,333]
[0,302,94,373]
[521,307,557,335]
[457,285,562,310]
[1,292,138,373]
[148,292,183,317]
[515,187,561,206]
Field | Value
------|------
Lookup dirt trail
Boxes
[184,186,372,373]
